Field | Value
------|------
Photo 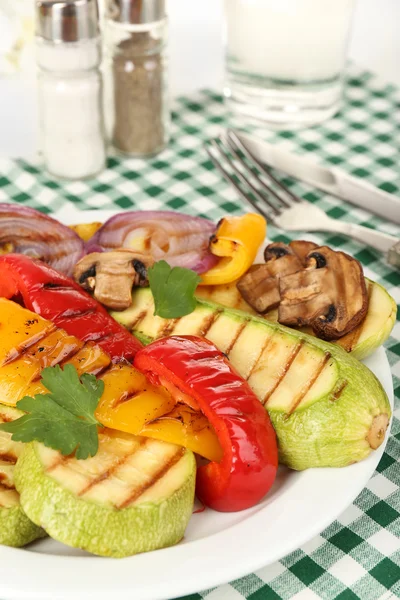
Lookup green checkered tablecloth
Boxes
[0,64,399,600]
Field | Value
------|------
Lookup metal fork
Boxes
[205,130,399,257]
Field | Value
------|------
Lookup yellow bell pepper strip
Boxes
[0,297,222,460]
[95,364,175,432]
[0,298,111,405]
[200,213,266,286]
[140,404,223,462]
[69,221,103,242]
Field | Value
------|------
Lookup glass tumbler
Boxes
[224,0,357,128]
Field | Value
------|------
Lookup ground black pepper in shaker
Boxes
[107,0,168,157]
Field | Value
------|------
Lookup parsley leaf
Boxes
[0,364,104,460]
[148,260,201,318]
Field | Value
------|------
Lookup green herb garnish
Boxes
[0,364,104,460]
[148,260,201,319]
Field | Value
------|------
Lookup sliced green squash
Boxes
[196,278,396,360]
[0,404,45,547]
[15,429,196,557]
[112,289,391,470]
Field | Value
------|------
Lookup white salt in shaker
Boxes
[35,0,106,180]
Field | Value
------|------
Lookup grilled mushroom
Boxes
[238,241,317,313]
[279,246,368,340]
[74,250,154,311]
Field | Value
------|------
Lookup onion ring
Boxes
[86,211,218,273]
[0,203,84,276]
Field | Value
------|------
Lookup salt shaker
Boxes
[36,0,106,180]
[106,0,169,156]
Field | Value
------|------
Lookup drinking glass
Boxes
[224,0,357,128]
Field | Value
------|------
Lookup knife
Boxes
[235,131,400,226]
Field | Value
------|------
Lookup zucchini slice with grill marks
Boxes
[113,288,391,470]
[15,429,196,557]
[0,404,45,547]
[196,278,396,360]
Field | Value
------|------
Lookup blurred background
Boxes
[0,0,399,158]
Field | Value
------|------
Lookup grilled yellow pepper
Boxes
[200,213,266,286]
[0,299,221,461]
[70,222,102,242]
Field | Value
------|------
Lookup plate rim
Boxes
[0,207,394,600]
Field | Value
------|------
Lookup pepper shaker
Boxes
[36,0,106,180]
[106,0,169,156]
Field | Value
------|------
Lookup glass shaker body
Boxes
[106,19,169,157]
[36,38,107,180]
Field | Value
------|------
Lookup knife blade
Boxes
[235,131,400,225]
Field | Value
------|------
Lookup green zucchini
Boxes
[15,429,196,557]
[112,288,391,470]
[196,279,396,360]
[0,404,45,547]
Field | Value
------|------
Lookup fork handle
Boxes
[328,221,398,254]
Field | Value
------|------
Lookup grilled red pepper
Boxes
[134,335,278,512]
[0,254,142,362]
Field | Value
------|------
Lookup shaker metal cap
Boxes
[108,0,166,24]
[36,0,100,42]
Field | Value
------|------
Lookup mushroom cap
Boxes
[279,246,369,340]
[238,240,369,341]
[74,250,154,311]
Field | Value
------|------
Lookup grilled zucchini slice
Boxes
[0,404,45,547]
[196,278,396,360]
[113,288,391,470]
[15,429,196,557]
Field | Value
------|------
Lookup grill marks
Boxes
[194,310,222,338]
[158,318,180,338]
[0,412,13,424]
[113,389,145,408]
[224,322,248,355]
[31,342,84,381]
[78,438,148,497]
[46,437,186,510]
[263,341,304,405]
[2,324,57,366]
[0,453,17,465]
[128,310,148,329]
[330,381,347,402]
[286,352,331,416]
[117,447,185,509]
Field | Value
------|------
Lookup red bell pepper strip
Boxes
[0,254,142,363]
[134,335,278,512]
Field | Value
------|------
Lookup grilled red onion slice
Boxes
[86,211,219,273]
[0,204,84,276]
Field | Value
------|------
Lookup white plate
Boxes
[0,209,394,600]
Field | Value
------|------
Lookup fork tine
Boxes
[204,140,274,221]
[227,129,302,205]
[205,140,276,221]
[225,131,292,210]
[205,143,266,218]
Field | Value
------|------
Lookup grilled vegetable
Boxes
[0,203,84,276]
[0,297,111,405]
[86,210,218,273]
[200,213,266,285]
[0,404,45,547]
[237,241,315,313]
[196,278,396,360]
[238,242,369,340]
[74,250,154,311]
[15,432,196,557]
[0,298,180,450]
[114,288,391,470]
[134,336,278,512]
[0,254,142,363]
[70,221,102,242]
